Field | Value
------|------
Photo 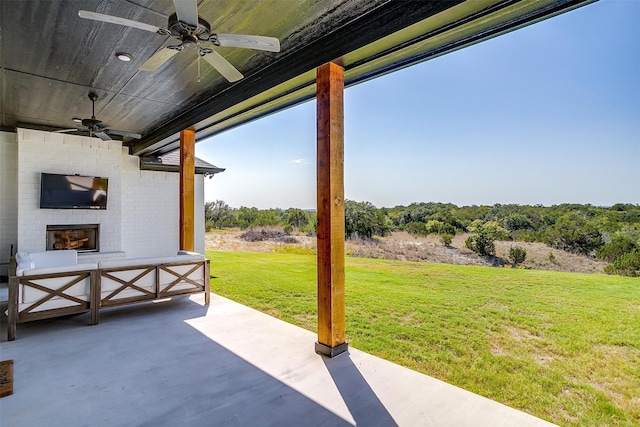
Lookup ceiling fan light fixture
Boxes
[116,52,134,62]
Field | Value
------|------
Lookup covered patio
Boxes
[1,0,597,424]
[0,293,554,426]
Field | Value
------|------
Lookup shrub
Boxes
[440,233,453,246]
[604,250,640,277]
[465,236,474,250]
[509,246,527,265]
[480,221,511,241]
[253,209,283,227]
[425,220,444,234]
[542,212,604,255]
[300,222,317,236]
[518,231,538,242]
[468,220,509,241]
[439,223,457,236]
[345,200,389,239]
[284,208,309,229]
[502,213,534,231]
[299,212,317,236]
[596,235,638,262]
[204,200,237,229]
[237,206,260,229]
[465,233,495,256]
[405,222,427,236]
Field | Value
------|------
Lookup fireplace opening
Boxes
[46,224,99,252]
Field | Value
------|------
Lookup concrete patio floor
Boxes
[0,293,556,426]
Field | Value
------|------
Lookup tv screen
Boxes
[40,173,108,209]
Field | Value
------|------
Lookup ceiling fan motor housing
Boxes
[76,4,280,83]
[168,12,212,44]
[81,118,103,128]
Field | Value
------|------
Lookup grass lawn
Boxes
[207,250,640,426]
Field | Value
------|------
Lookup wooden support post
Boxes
[315,62,347,358]
[180,129,195,252]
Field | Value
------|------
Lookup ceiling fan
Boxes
[56,93,142,141]
[78,0,281,82]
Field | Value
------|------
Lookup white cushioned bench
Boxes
[97,253,208,312]
[10,250,98,336]
[7,250,210,340]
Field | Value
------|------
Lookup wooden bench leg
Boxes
[7,277,18,341]
[204,260,211,305]
[90,271,99,325]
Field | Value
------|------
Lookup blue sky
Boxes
[196,0,639,210]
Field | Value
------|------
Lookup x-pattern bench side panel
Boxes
[20,274,89,315]
[7,270,96,340]
[99,266,157,307]
[158,262,204,296]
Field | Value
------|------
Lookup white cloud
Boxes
[289,158,308,165]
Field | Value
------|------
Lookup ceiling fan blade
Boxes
[140,48,180,71]
[78,10,162,34]
[54,129,79,134]
[107,129,142,139]
[173,0,199,27]
[94,131,112,141]
[202,50,243,82]
[215,34,280,52]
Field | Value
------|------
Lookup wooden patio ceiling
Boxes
[0,0,595,157]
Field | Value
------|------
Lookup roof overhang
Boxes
[1,0,596,157]
[140,152,225,176]
[130,0,596,156]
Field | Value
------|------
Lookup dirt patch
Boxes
[205,229,608,275]
[505,325,543,342]
[491,326,556,366]
[489,337,507,357]
[206,228,315,253]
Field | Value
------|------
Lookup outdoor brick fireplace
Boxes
[46,224,99,252]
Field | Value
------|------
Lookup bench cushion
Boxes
[15,253,35,275]
[177,250,203,257]
[28,250,78,268]
[99,256,188,270]
[98,253,204,270]
[22,263,98,277]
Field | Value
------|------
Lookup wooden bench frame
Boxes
[7,269,98,341]
[7,258,210,341]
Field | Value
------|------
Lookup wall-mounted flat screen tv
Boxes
[40,173,108,210]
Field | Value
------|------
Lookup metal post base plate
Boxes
[315,341,348,358]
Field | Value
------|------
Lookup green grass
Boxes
[207,251,640,426]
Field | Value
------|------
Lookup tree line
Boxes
[205,200,640,277]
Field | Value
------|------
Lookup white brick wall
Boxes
[6,129,206,260]
[121,155,205,257]
[0,132,18,277]
[121,158,180,257]
[16,129,122,253]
